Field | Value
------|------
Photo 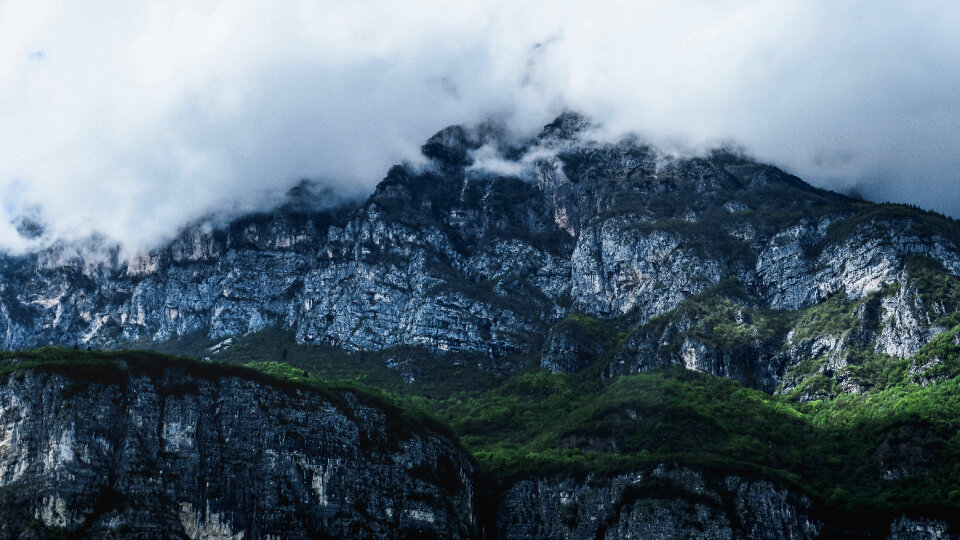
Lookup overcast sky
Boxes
[1,1,959,252]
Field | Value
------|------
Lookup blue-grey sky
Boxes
[1,1,959,252]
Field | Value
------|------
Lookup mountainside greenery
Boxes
[5,339,960,524]
[430,362,960,519]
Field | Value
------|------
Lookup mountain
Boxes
[3,112,959,396]
[2,113,960,537]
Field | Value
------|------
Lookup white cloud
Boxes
[1,1,959,253]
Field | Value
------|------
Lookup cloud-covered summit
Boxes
[2,1,959,252]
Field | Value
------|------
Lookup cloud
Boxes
[1,1,959,252]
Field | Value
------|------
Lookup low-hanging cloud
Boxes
[2,1,959,253]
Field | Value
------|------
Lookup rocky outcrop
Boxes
[888,516,959,539]
[497,465,822,539]
[570,221,727,320]
[541,324,608,373]
[756,219,960,312]
[0,362,481,539]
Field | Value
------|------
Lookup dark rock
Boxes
[0,365,481,539]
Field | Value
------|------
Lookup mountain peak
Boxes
[537,111,592,143]
[420,125,483,168]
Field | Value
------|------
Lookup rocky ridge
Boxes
[2,113,959,399]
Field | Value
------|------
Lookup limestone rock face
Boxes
[0,365,480,539]
[1,114,959,395]
[570,222,726,320]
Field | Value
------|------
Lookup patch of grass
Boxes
[636,279,791,356]
[795,376,960,514]
[431,368,809,488]
[780,373,843,402]
[788,353,826,374]
[551,312,631,353]
[840,350,910,391]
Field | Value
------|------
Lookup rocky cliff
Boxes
[0,354,482,539]
[2,113,959,399]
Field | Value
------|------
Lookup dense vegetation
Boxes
[427,362,960,520]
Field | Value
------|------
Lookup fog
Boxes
[2,1,958,252]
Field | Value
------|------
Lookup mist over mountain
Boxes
[3,1,960,253]
[2,111,960,537]
[4,3,960,538]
